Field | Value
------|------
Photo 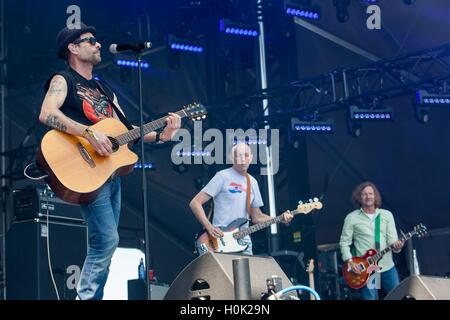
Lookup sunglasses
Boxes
[73,37,98,46]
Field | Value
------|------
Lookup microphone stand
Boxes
[135,49,152,300]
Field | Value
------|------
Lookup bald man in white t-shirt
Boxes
[189,143,293,255]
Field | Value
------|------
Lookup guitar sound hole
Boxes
[108,137,120,152]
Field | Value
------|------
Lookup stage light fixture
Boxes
[416,89,450,106]
[284,0,321,20]
[168,35,205,53]
[349,105,394,121]
[116,59,150,69]
[219,19,259,37]
[291,117,334,133]
[134,162,155,170]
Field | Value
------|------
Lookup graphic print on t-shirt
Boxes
[228,182,247,194]
[76,83,113,123]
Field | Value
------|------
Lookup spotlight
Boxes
[349,105,394,121]
[284,0,321,21]
[168,35,205,53]
[291,117,334,133]
[219,19,259,37]
[134,162,155,170]
[416,89,450,106]
[333,0,350,23]
[116,59,150,69]
[232,137,268,145]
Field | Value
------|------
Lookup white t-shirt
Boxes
[202,167,264,239]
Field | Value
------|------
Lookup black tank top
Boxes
[44,67,115,126]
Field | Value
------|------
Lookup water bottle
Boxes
[138,258,145,280]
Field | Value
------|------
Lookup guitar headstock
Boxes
[296,197,323,214]
[184,103,207,121]
[413,223,428,238]
[306,259,314,274]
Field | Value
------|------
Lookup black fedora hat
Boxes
[56,22,96,60]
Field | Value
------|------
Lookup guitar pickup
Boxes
[77,143,96,168]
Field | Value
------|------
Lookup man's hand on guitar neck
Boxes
[392,239,404,252]
[159,112,181,142]
[281,210,294,225]
[83,127,113,157]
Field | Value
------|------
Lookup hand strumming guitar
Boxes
[207,225,224,239]
[347,259,362,274]
[83,127,113,157]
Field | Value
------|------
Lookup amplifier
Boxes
[13,185,83,223]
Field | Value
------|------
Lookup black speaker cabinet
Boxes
[12,185,83,223]
[164,252,293,300]
[6,219,87,300]
[385,275,450,300]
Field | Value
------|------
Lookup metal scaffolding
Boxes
[212,43,450,125]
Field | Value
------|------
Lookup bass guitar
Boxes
[195,199,323,255]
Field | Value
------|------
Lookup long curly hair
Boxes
[351,181,382,208]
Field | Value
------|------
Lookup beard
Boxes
[91,52,102,65]
[80,51,101,65]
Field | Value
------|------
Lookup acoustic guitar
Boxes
[36,103,206,204]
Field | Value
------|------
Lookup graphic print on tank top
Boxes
[76,83,113,123]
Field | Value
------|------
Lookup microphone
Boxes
[109,42,152,54]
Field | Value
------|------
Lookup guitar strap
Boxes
[94,80,134,131]
[246,174,251,218]
[374,212,381,251]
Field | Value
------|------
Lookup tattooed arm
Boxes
[39,75,113,156]
[39,75,87,135]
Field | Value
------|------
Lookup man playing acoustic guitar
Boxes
[339,182,404,300]
[189,142,293,255]
[38,23,181,299]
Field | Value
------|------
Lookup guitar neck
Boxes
[116,109,187,145]
[369,231,415,264]
[309,273,315,300]
[233,209,302,239]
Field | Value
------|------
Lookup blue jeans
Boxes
[360,266,399,300]
[77,177,121,300]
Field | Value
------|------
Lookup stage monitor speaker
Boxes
[385,275,450,300]
[6,219,87,300]
[164,252,293,300]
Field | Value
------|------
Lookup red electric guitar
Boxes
[342,223,427,289]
